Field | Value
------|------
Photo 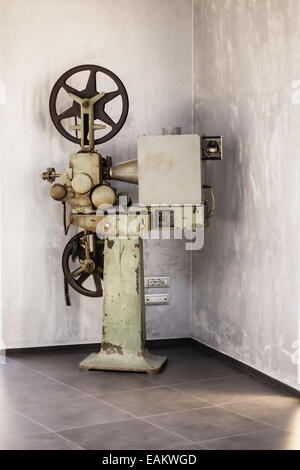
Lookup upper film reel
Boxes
[49,64,129,146]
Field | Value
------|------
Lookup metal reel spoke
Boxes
[62,82,80,95]
[85,69,97,95]
[100,90,121,104]
[96,109,115,128]
[58,103,79,121]
[71,266,84,278]
[77,272,91,287]
[92,272,103,295]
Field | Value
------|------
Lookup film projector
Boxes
[42,64,222,374]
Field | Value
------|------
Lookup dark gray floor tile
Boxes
[202,428,300,450]
[0,408,46,440]
[60,419,185,450]
[224,395,300,434]
[0,432,82,450]
[173,374,283,405]
[19,396,131,431]
[57,370,155,395]
[99,386,211,417]
[0,359,42,382]
[9,350,90,379]
[0,374,85,410]
[145,406,269,442]
[145,356,226,386]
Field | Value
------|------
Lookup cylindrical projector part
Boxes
[91,185,116,209]
[162,127,182,135]
[50,184,67,201]
[71,173,92,194]
[109,159,138,184]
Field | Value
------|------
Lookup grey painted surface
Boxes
[0,0,192,347]
[144,239,191,339]
[192,0,300,390]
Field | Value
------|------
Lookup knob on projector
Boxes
[50,184,67,201]
[91,185,117,209]
[71,173,92,194]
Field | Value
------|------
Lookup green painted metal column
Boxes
[80,236,167,374]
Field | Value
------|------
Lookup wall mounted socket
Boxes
[144,276,170,288]
[145,293,169,305]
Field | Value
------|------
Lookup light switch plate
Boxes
[145,293,169,305]
[145,276,170,288]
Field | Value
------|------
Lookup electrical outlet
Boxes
[145,294,169,305]
[145,276,170,288]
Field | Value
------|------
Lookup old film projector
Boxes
[42,64,222,374]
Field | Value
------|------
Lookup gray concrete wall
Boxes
[0,0,193,348]
[192,0,300,390]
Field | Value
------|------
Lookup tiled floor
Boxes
[1,342,299,450]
